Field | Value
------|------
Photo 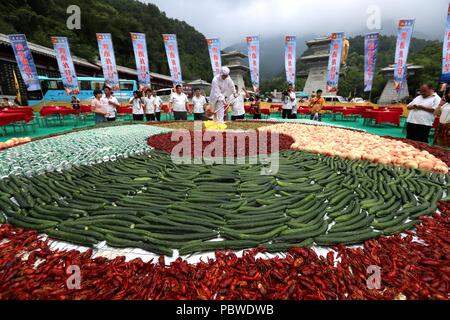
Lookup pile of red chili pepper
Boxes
[147,130,295,157]
[0,201,448,300]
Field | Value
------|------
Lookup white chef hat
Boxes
[221,66,230,76]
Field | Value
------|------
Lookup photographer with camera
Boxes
[129,90,145,121]
[282,83,297,119]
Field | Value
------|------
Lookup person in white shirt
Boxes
[170,85,189,121]
[144,89,155,121]
[192,88,208,121]
[282,83,297,119]
[210,67,236,123]
[434,89,450,146]
[406,84,441,143]
[1,98,12,108]
[129,90,145,121]
[101,86,120,122]
[152,89,163,121]
[229,85,249,121]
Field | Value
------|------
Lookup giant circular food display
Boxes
[0,121,448,300]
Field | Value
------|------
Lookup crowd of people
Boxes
[0,67,417,148]
[89,67,265,124]
[85,76,449,147]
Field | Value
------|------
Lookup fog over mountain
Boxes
[145,0,447,46]
[146,0,447,78]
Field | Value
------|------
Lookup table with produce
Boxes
[0,120,448,300]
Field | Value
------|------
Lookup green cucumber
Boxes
[329,215,374,233]
[262,238,314,253]
[314,231,381,245]
[179,240,259,255]
[225,216,291,230]
[104,234,173,256]
[335,202,362,223]
[382,219,421,236]
[275,220,328,242]
[326,194,355,214]
[288,200,323,218]
[220,225,288,241]
[6,217,58,231]
[372,201,401,220]
[370,197,397,216]
[373,211,410,229]
[329,189,353,206]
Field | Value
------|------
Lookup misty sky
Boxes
[144,0,448,46]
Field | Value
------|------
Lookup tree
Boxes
[0,0,213,81]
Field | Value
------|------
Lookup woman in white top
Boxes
[152,89,163,121]
[170,85,189,121]
[230,85,249,121]
[144,89,155,121]
[129,90,145,121]
[101,87,120,122]
[192,88,208,121]
[434,89,450,147]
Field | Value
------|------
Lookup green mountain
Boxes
[224,35,309,80]
[0,0,213,81]
[261,35,442,101]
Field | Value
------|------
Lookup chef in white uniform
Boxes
[209,67,236,123]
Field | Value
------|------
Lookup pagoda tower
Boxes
[299,37,332,96]
[299,36,349,97]
[377,64,424,104]
[221,51,249,90]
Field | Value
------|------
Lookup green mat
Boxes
[0,112,408,143]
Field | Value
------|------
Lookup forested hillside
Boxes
[261,35,442,100]
[0,0,212,80]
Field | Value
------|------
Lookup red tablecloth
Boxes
[261,109,271,116]
[333,107,363,116]
[362,110,401,125]
[358,105,375,110]
[161,105,172,113]
[297,108,311,114]
[387,107,404,114]
[0,112,29,126]
[117,106,133,114]
[270,104,283,112]
[40,106,77,117]
[0,108,33,121]
[79,105,93,113]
